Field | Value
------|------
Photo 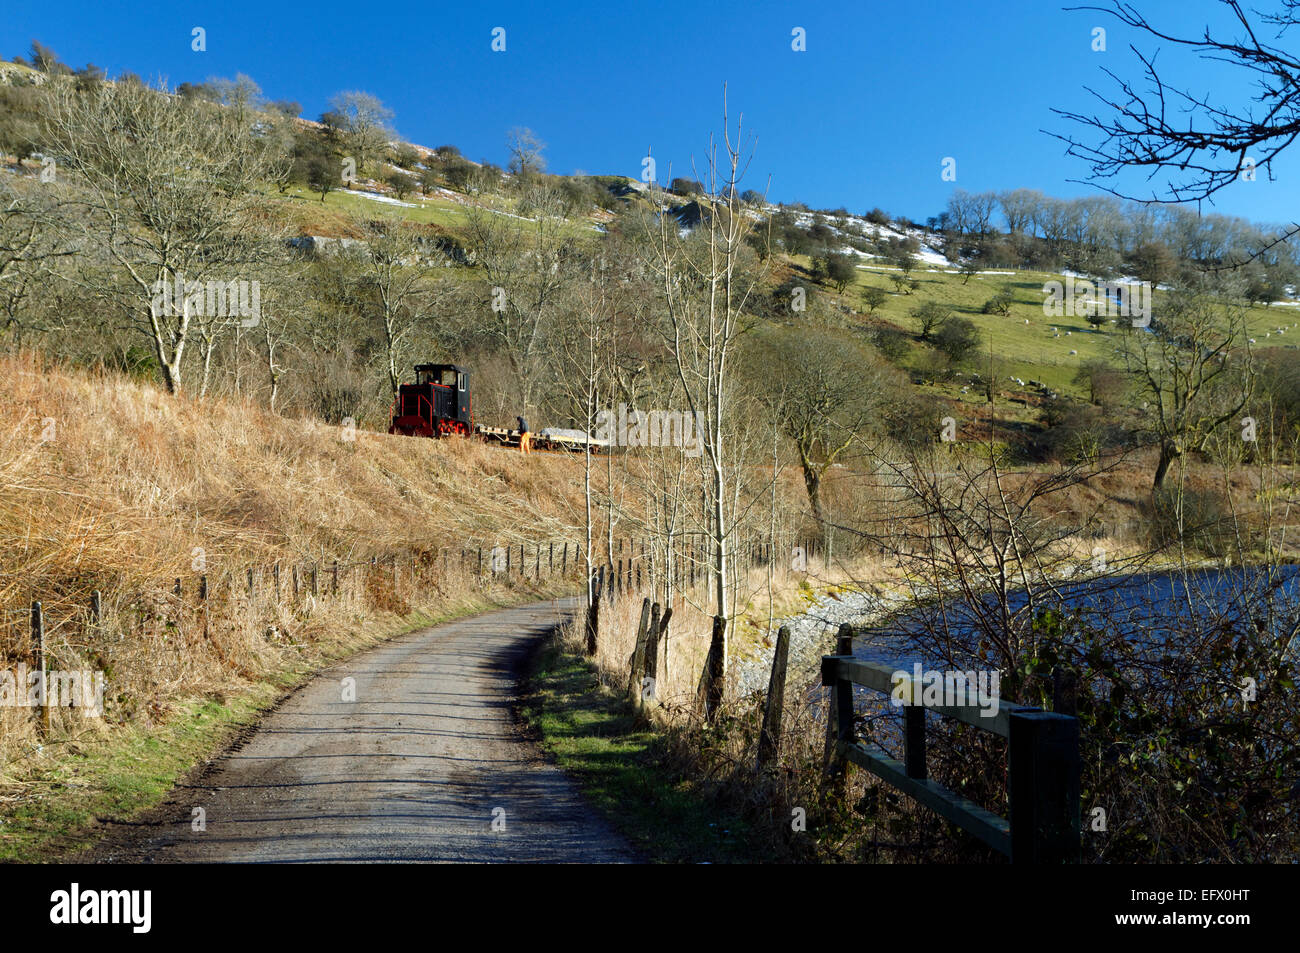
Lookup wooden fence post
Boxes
[757,625,792,770]
[701,614,726,723]
[310,564,319,598]
[273,563,281,603]
[1009,710,1081,863]
[332,559,339,595]
[199,574,209,639]
[292,565,300,601]
[31,601,46,731]
[904,701,927,780]
[585,568,602,656]
[823,624,855,786]
[90,590,102,627]
[1052,665,1078,716]
[645,605,668,704]
[628,598,652,704]
[562,542,568,577]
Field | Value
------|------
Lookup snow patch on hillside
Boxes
[348,190,418,209]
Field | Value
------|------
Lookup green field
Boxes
[838,260,1298,396]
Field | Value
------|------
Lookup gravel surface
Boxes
[86,598,638,863]
[732,586,912,699]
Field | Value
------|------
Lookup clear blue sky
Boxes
[3,0,1296,228]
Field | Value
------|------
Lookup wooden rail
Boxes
[821,630,1080,863]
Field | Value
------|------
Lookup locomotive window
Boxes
[440,368,457,386]
[457,373,466,392]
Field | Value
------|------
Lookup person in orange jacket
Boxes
[517,415,531,455]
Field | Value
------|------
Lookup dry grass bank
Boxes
[0,351,595,799]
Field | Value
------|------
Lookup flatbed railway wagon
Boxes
[388,363,607,453]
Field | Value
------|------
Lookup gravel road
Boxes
[88,598,638,863]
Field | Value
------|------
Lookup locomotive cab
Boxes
[389,363,472,437]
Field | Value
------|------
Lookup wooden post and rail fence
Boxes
[597,577,1079,862]
[819,623,1081,863]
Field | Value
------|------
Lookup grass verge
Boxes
[521,631,777,863]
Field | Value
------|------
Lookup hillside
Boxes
[0,349,598,853]
[0,24,1297,877]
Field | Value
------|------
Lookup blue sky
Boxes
[3,0,1297,227]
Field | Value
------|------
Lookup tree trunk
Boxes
[1153,441,1179,490]
[801,461,826,532]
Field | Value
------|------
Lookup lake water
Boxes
[854,565,1300,672]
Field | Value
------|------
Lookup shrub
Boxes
[931,316,980,363]
[391,143,421,169]
[982,288,1014,315]
[861,285,887,316]
[443,156,475,191]
[910,300,951,339]
[873,327,911,362]
[1145,486,1235,557]
[816,251,857,292]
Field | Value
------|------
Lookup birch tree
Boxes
[462,184,571,417]
[641,96,769,685]
[42,80,285,394]
[352,214,445,397]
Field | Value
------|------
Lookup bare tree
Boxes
[750,327,895,553]
[462,184,570,417]
[554,259,614,613]
[208,74,264,123]
[42,80,286,394]
[351,213,445,397]
[998,187,1042,235]
[329,91,395,174]
[640,93,770,691]
[506,127,547,177]
[1053,1,1300,253]
[0,178,70,343]
[1122,279,1256,488]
